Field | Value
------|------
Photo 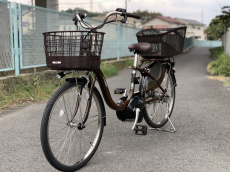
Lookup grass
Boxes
[0,72,60,110]
[209,47,224,60]
[100,63,118,78]
[0,58,134,111]
[208,47,230,77]
[208,47,230,88]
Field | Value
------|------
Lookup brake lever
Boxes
[72,16,78,25]
[121,13,127,23]
[116,8,127,23]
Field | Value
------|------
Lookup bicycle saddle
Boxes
[128,43,152,54]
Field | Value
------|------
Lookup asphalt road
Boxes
[1,47,230,172]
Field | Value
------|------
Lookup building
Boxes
[143,16,206,40]
[176,18,206,40]
[143,16,186,29]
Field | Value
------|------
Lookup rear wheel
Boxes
[143,69,176,128]
[40,82,105,171]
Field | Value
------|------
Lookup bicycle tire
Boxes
[40,81,105,171]
[142,68,176,128]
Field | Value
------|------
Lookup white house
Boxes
[143,16,206,40]
[176,18,206,40]
[143,16,186,29]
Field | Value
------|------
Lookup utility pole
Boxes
[125,0,127,10]
[201,9,203,23]
[90,0,93,12]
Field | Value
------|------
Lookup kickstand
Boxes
[149,117,177,133]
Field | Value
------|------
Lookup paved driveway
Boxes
[0,47,230,172]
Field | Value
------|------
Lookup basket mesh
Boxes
[43,31,105,70]
[136,27,187,58]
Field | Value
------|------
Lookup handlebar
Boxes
[74,8,140,30]
[126,12,140,19]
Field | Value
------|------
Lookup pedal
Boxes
[114,88,126,94]
[134,125,147,135]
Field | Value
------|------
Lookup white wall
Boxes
[144,18,206,40]
[144,18,184,29]
[186,25,206,40]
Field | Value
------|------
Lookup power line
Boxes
[59,0,114,5]
[216,0,222,8]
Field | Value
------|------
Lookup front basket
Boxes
[43,31,105,70]
[136,27,187,58]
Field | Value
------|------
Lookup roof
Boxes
[155,16,186,25]
[177,18,205,26]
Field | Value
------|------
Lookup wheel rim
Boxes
[47,86,102,167]
[145,71,174,125]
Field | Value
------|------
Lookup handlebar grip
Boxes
[126,13,140,19]
[78,13,87,19]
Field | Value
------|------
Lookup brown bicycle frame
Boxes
[75,59,170,125]
[71,59,171,126]
[91,61,167,111]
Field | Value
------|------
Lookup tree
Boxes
[133,10,162,21]
[206,6,230,40]
[217,6,230,26]
[206,18,225,40]
[62,7,106,17]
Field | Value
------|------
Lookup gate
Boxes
[1,1,195,76]
[0,1,140,75]
[0,0,14,73]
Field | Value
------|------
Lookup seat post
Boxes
[134,53,138,67]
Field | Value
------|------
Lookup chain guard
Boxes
[116,96,143,122]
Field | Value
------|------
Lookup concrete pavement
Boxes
[0,47,230,172]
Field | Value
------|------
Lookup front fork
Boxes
[70,72,96,126]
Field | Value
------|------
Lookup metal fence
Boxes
[195,40,222,47]
[0,1,14,72]
[0,1,140,75]
[0,1,194,75]
[184,37,195,50]
[19,4,78,69]
[183,36,222,50]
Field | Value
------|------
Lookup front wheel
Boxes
[142,69,176,128]
[40,81,105,171]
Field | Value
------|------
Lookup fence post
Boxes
[18,3,23,70]
[227,28,230,56]
[13,3,19,75]
[116,23,121,60]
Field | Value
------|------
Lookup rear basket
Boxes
[136,27,187,58]
[43,31,105,70]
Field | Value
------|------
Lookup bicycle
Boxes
[40,8,186,171]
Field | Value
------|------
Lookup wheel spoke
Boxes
[41,82,104,171]
[143,69,175,128]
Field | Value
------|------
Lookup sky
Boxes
[9,0,230,26]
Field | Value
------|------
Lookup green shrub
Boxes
[100,63,118,78]
[0,73,59,110]
[209,47,224,59]
[0,58,134,110]
[100,58,134,77]
[209,53,230,77]
[112,59,134,70]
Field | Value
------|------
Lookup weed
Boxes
[0,58,134,111]
[209,47,224,59]
[100,63,118,78]
[209,53,230,77]
[0,73,59,110]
